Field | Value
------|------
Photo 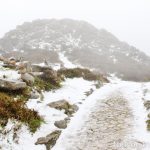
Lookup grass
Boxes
[57,67,109,82]
[0,92,43,133]
[34,77,61,91]
[0,86,32,102]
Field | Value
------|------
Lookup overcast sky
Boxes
[0,0,150,55]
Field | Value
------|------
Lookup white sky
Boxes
[0,0,150,55]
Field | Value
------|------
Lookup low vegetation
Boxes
[146,113,150,131]
[34,77,61,91]
[0,86,32,102]
[0,92,43,133]
[57,67,109,82]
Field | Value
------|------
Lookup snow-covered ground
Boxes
[58,52,83,69]
[1,56,150,150]
[1,74,150,149]
[53,81,150,150]
[0,66,20,81]
[58,52,75,68]
[0,78,97,150]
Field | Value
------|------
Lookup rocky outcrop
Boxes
[35,130,61,150]
[48,100,79,116]
[0,78,26,90]
[21,73,34,85]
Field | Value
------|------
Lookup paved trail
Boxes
[53,83,150,150]
[64,94,141,150]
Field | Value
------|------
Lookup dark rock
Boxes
[85,88,94,96]
[54,120,67,129]
[35,130,61,150]
[48,100,78,116]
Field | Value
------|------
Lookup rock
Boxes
[144,101,150,110]
[68,104,79,116]
[30,91,39,99]
[9,57,16,61]
[0,78,26,90]
[31,64,43,72]
[35,130,61,150]
[71,104,79,112]
[0,119,8,127]
[18,68,27,74]
[48,100,79,116]
[64,117,71,122]
[41,67,58,84]
[54,120,67,129]
[48,100,70,111]
[21,73,34,85]
[32,65,58,79]
[17,61,32,73]
[24,61,32,73]
[30,72,43,77]
[85,88,94,96]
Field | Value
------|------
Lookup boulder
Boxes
[21,73,34,85]
[35,130,61,150]
[48,100,79,116]
[0,78,26,90]
[54,119,67,129]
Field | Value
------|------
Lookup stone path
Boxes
[56,92,145,150]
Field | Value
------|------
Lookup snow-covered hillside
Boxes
[0,19,150,81]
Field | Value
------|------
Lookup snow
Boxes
[39,42,52,50]
[0,78,96,150]
[58,52,76,68]
[65,34,81,47]
[13,48,19,52]
[119,82,150,143]
[53,80,150,150]
[0,68,20,80]
[1,65,150,150]
[98,49,102,52]
[53,82,117,150]
[113,58,117,64]
[110,44,115,48]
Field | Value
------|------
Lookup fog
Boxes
[0,0,150,55]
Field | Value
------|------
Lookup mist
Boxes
[0,0,150,55]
